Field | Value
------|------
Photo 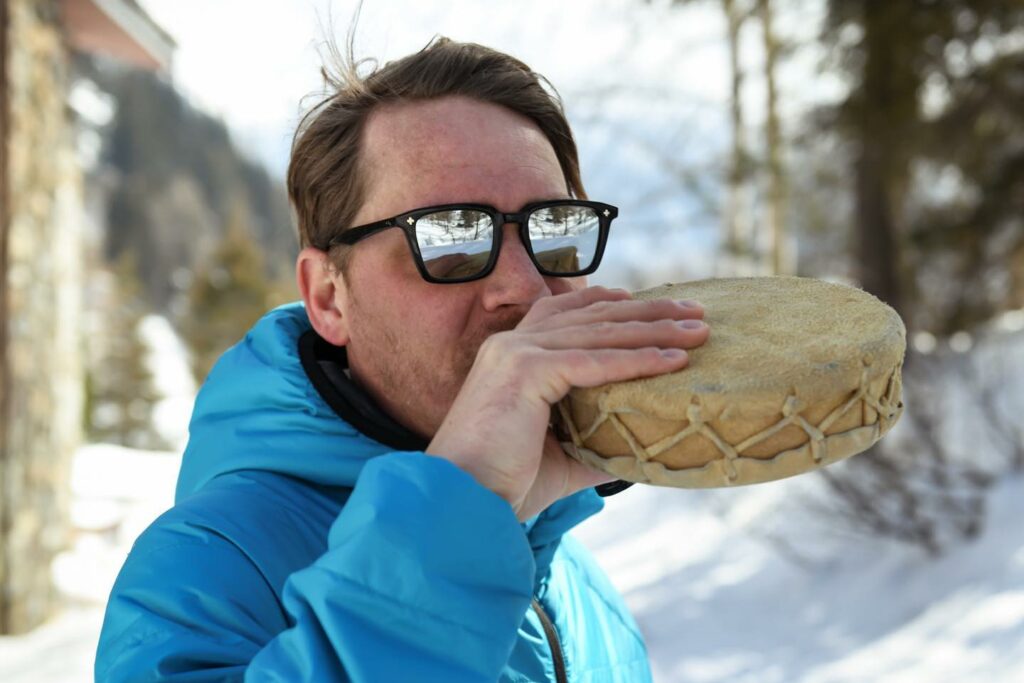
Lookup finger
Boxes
[527,297,704,333]
[527,317,710,351]
[564,346,690,386]
[520,286,632,325]
[527,346,689,404]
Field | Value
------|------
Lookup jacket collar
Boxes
[298,330,427,452]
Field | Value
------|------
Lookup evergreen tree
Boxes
[822,0,1024,332]
[182,203,295,385]
[85,251,166,449]
[811,0,1024,554]
[76,55,296,312]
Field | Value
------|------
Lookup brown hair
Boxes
[287,36,585,268]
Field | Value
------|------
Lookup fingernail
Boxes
[677,299,701,308]
[661,349,687,359]
[679,319,705,329]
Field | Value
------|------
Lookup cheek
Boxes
[386,284,474,347]
[345,243,485,368]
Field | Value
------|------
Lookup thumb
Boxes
[545,433,618,496]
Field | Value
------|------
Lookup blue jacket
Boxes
[95,303,652,682]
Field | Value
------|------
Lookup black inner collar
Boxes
[298,330,427,452]
[297,329,633,497]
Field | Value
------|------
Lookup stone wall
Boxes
[1,0,84,635]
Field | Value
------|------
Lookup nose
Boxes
[479,224,550,311]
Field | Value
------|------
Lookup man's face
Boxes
[333,96,584,438]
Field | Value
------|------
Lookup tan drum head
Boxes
[556,276,906,488]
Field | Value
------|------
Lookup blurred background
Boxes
[1,0,1023,681]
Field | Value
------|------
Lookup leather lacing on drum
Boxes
[557,359,904,485]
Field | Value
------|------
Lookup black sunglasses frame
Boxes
[326,199,618,284]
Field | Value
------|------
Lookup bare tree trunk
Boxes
[758,0,792,275]
[856,147,904,313]
[720,0,754,276]
[0,0,14,636]
[1012,241,1024,310]
[853,2,909,318]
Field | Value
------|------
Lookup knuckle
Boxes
[639,346,665,363]
[479,331,514,358]
[505,343,541,373]
[644,300,676,317]
[531,294,559,313]
[478,333,540,377]
[562,349,605,379]
[562,348,592,368]
[586,286,629,303]
[606,286,633,299]
[582,300,614,318]
[659,299,685,314]
[479,331,503,352]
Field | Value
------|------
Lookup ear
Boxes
[296,247,351,346]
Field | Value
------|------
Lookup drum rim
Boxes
[557,276,907,488]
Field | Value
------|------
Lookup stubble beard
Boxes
[345,289,525,440]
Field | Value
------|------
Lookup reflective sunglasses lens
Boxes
[528,205,601,274]
[415,209,494,280]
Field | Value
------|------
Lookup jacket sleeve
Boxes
[95,452,537,682]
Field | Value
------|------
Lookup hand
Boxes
[427,286,709,521]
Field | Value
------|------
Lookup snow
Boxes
[2,327,1022,681]
[0,444,181,683]
[574,468,1024,683]
[138,314,197,452]
[4,442,1023,682]
[0,607,105,683]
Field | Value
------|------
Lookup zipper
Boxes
[531,598,568,683]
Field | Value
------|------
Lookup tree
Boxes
[80,56,296,312]
[84,251,166,449]
[182,203,295,384]
[719,0,758,276]
[823,0,1024,331]
[757,0,793,275]
[811,0,1024,554]
[667,0,791,276]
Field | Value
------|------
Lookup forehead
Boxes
[357,96,567,216]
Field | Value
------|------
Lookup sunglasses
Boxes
[326,199,617,283]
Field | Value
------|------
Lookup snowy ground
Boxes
[2,320,1022,682]
[575,467,1024,683]
[0,445,180,683]
[3,443,1023,683]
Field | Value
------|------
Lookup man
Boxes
[96,38,709,681]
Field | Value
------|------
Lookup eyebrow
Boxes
[448,196,573,208]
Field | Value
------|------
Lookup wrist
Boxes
[426,438,521,512]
